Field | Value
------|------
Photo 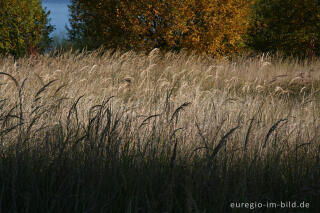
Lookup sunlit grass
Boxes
[0,49,319,212]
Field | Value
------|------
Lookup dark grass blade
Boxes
[210,125,240,160]
[263,119,287,148]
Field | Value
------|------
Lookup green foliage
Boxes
[247,0,320,57]
[0,0,54,57]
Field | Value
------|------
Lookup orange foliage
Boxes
[70,0,251,56]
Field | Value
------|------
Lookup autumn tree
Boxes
[247,0,320,57]
[115,0,187,52]
[0,0,54,57]
[176,0,251,56]
[68,0,251,56]
[68,0,131,50]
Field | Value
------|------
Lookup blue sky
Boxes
[42,0,70,37]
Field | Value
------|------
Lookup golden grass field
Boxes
[0,49,320,212]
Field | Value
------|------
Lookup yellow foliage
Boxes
[70,0,251,56]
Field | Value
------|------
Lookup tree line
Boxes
[1,0,319,58]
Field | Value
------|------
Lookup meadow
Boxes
[0,49,320,212]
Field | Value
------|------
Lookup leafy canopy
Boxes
[68,0,251,56]
[0,0,54,57]
[247,0,320,57]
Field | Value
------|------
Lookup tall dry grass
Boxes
[0,49,319,212]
